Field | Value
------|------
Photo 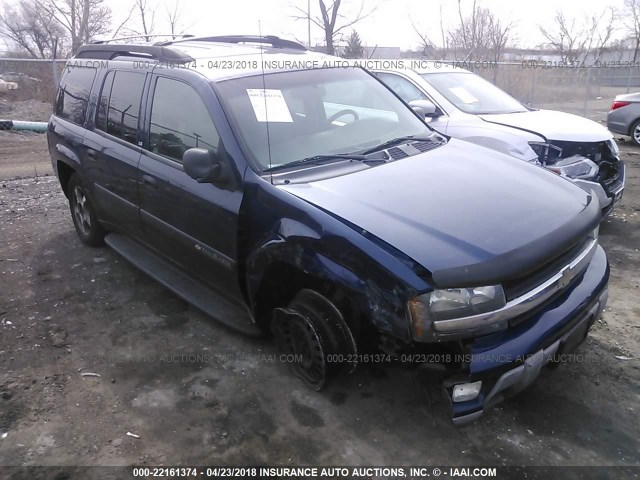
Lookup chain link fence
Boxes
[460,61,640,122]
[2,57,638,121]
[1,58,63,134]
[1,56,640,178]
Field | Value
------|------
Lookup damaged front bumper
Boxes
[530,140,626,216]
[444,245,609,426]
[572,161,625,217]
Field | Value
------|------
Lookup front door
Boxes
[137,74,245,303]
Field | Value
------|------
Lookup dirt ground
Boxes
[0,99,52,180]
[0,127,638,476]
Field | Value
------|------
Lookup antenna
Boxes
[258,21,274,184]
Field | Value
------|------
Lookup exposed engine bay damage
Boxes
[529,139,625,212]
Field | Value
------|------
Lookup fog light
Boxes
[452,381,483,403]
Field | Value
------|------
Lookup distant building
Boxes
[362,46,402,59]
[314,45,402,58]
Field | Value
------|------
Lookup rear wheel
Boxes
[68,174,106,246]
[271,289,357,390]
[631,119,640,146]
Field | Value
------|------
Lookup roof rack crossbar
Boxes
[90,34,194,45]
[158,35,306,51]
[75,44,194,63]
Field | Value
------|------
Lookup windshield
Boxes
[421,72,527,115]
[215,68,430,171]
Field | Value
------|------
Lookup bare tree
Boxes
[110,5,137,39]
[166,1,184,39]
[590,8,617,64]
[134,0,155,41]
[0,0,65,58]
[609,37,631,62]
[412,2,449,59]
[448,0,511,62]
[624,0,640,61]
[412,21,437,57]
[292,0,376,55]
[540,9,617,65]
[35,0,112,53]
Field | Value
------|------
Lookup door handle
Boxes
[142,174,158,186]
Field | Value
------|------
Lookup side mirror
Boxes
[409,99,439,118]
[183,148,221,183]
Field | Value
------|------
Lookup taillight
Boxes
[611,101,631,111]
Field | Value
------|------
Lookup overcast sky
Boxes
[0,0,630,52]
[98,0,629,51]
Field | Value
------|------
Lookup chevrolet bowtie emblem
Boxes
[557,265,574,289]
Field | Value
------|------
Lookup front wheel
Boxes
[68,174,106,246]
[271,289,357,391]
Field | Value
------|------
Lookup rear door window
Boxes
[54,66,97,125]
[96,71,145,145]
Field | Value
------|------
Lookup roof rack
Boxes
[90,34,194,45]
[157,35,307,51]
[75,44,194,63]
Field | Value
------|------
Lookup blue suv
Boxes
[48,35,609,424]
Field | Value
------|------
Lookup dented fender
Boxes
[240,181,431,341]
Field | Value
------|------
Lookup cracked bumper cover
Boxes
[572,161,625,216]
[449,245,609,426]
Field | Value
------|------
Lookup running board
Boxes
[105,233,261,336]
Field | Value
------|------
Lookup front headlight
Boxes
[607,138,620,157]
[408,285,506,340]
[545,156,599,180]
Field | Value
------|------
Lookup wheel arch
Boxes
[628,117,640,138]
[56,160,76,198]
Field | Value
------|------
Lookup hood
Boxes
[480,109,612,143]
[281,139,600,288]
[446,118,542,162]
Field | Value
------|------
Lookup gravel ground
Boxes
[0,136,638,478]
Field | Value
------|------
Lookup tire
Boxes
[271,289,357,391]
[68,173,106,246]
[630,118,640,146]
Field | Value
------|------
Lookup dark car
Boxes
[48,35,609,425]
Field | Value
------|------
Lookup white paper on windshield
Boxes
[449,87,479,104]
[246,89,293,122]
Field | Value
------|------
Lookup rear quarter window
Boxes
[54,66,97,125]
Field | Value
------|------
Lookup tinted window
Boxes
[375,72,429,103]
[96,71,114,132]
[98,71,145,144]
[149,78,220,162]
[55,66,96,125]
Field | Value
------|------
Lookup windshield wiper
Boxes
[264,153,386,172]
[362,134,435,155]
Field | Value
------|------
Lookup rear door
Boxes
[82,68,147,237]
[137,73,245,302]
